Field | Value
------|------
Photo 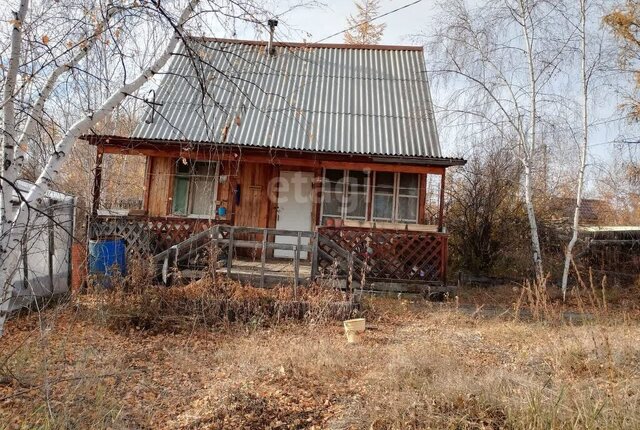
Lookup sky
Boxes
[274,0,433,45]
[217,0,634,189]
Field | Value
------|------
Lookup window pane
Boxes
[373,194,393,220]
[322,191,343,217]
[176,160,190,175]
[375,172,394,194]
[347,170,368,193]
[191,178,215,215]
[397,196,418,222]
[399,173,419,196]
[193,161,216,177]
[324,169,345,185]
[172,176,189,214]
[346,192,366,219]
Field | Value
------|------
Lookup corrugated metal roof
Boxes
[132,38,442,158]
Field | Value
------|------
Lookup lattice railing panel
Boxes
[90,216,221,256]
[317,227,447,284]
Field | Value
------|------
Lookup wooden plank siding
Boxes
[147,157,174,216]
[234,162,277,229]
[142,154,444,232]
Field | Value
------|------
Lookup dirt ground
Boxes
[1,285,640,429]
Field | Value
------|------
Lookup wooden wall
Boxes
[143,154,444,229]
[145,157,279,229]
[232,162,277,229]
[146,157,174,216]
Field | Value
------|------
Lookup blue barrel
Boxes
[89,237,127,285]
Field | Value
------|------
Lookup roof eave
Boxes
[80,134,466,167]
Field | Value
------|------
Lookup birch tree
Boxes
[426,0,576,279]
[0,0,283,336]
[561,0,591,298]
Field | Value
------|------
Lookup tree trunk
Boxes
[0,0,30,336]
[0,0,200,336]
[519,0,545,280]
[562,0,589,298]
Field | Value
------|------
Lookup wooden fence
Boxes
[89,217,449,287]
[316,227,448,284]
[89,215,220,256]
[154,225,316,291]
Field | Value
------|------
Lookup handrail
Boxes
[153,225,220,263]
[153,224,316,287]
[218,225,315,238]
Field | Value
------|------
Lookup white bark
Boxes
[1,0,30,228]
[518,0,545,280]
[561,0,589,298]
[0,0,30,334]
[0,0,200,336]
[12,4,120,177]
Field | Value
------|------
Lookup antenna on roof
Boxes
[267,19,278,56]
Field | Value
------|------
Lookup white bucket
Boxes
[343,318,366,343]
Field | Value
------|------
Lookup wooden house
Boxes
[83,37,465,288]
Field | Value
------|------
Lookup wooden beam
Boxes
[91,145,104,216]
[142,156,153,212]
[418,173,426,224]
[320,161,444,175]
[294,231,301,297]
[165,158,176,216]
[438,170,446,232]
[98,144,452,173]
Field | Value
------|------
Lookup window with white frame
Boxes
[372,172,420,223]
[321,169,369,223]
[172,160,218,216]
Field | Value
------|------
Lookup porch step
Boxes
[179,266,310,287]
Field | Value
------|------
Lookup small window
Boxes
[321,169,370,223]
[372,172,394,221]
[346,170,368,220]
[172,160,218,216]
[321,170,344,224]
[372,172,419,224]
[397,173,419,223]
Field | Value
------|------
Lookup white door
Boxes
[274,171,314,259]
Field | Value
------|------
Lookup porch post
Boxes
[91,144,104,216]
[438,170,446,232]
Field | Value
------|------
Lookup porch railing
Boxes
[89,217,449,286]
[89,215,222,256]
[154,225,316,291]
[317,226,448,284]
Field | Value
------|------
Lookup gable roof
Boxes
[131,38,445,158]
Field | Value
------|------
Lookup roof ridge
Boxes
[184,36,424,52]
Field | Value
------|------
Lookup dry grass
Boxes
[80,275,358,334]
[1,281,640,429]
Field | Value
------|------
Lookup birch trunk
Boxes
[0,0,200,336]
[0,0,30,335]
[561,0,589,298]
[519,0,545,280]
[1,0,30,228]
[12,4,119,177]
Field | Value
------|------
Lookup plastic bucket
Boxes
[343,318,366,343]
[89,236,126,287]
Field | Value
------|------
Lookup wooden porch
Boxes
[89,216,449,289]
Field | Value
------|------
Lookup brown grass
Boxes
[1,281,640,429]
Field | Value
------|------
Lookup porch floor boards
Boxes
[182,258,312,286]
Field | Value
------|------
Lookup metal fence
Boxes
[8,181,76,312]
